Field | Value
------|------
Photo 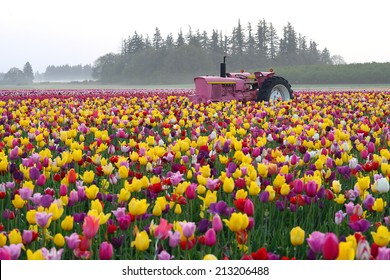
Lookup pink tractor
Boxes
[188,56,293,104]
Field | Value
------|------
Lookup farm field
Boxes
[0,89,390,260]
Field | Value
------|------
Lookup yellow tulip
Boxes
[128,198,149,216]
[222,177,235,193]
[91,199,103,214]
[223,213,249,233]
[131,231,151,251]
[371,225,390,247]
[290,226,305,246]
[48,203,64,221]
[203,254,218,260]
[61,215,74,231]
[27,249,45,260]
[9,229,22,244]
[54,233,65,247]
[118,165,129,179]
[0,233,7,247]
[26,209,37,225]
[85,184,99,200]
[12,194,26,209]
[82,170,95,184]
[372,198,386,213]
[336,241,355,260]
[118,188,131,203]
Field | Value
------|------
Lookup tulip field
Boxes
[1,88,390,260]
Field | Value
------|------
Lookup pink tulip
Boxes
[99,241,113,260]
[154,218,173,240]
[322,233,339,260]
[212,214,223,232]
[36,174,46,187]
[205,228,217,246]
[83,215,100,239]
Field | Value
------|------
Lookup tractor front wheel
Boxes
[257,76,293,102]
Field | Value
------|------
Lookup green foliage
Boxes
[273,62,390,84]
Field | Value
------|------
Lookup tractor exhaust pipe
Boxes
[220,56,227,77]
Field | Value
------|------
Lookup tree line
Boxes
[35,64,93,81]
[92,19,342,84]
[0,62,34,85]
[275,62,390,84]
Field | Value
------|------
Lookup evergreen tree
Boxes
[297,33,308,64]
[320,48,332,64]
[153,27,163,50]
[268,23,279,62]
[176,29,185,48]
[200,30,209,50]
[231,20,245,55]
[210,30,220,53]
[23,62,34,84]
[308,40,320,64]
[144,35,152,49]
[246,22,256,56]
[256,19,269,61]
[165,33,174,50]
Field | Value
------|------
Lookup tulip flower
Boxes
[82,170,95,184]
[132,231,151,251]
[204,228,217,246]
[371,225,390,247]
[203,254,218,260]
[61,215,74,231]
[154,218,173,240]
[356,239,371,260]
[83,215,100,239]
[54,233,65,248]
[223,213,249,233]
[322,233,339,260]
[99,241,113,260]
[158,250,173,260]
[306,231,325,254]
[128,198,149,216]
[290,226,305,246]
[27,249,45,260]
[41,247,64,260]
[35,212,53,228]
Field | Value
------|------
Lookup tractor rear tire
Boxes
[257,76,293,102]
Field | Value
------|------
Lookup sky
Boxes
[1,0,389,73]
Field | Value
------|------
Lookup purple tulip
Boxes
[19,187,33,200]
[29,167,40,180]
[35,212,53,228]
[306,231,326,254]
[40,194,53,208]
[65,233,81,250]
[259,191,270,203]
[158,250,173,260]
[168,231,181,248]
[348,218,370,232]
[4,244,23,260]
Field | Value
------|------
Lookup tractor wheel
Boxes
[257,76,293,102]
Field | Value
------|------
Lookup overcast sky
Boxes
[1,0,389,73]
